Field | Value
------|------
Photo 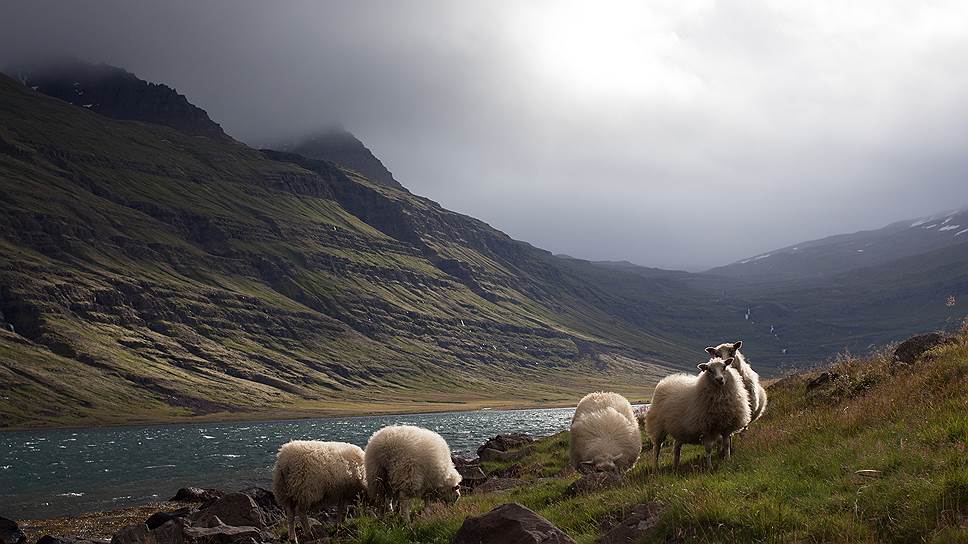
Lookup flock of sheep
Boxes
[271,340,766,541]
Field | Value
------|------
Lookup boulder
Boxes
[597,502,663,544]
[193,492,265,530]
[453,503,575,544]
[564,472,624,497]
[36,538,109,544]
[452,456,487,488]
[150,519,185,544]
[474,477,525,494]
[171,487,224,503]
[235,487,281,523]
[478,447,531,463]
[894,333,954,364]
[182,523,269,544]
[146,508,192,530]
[111,525,150,544]
[0,517,25,544]
[477,433,533,456]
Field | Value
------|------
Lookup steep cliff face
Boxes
[6,58,227,139]
[0,74,705,428]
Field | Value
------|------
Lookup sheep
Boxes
[645,357,751,471]
[706,341,768,427]
[569,391,642,474]
[364,425,462,522]
[272,440,366,543]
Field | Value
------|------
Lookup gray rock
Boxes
[805,371,839,391]
[150,520,185,544]
[36,537,109,544]
[0,517,26,544]
[597,502,663,544]
[146,509,192,530]
[478,447,531,463]
[182,523,269,544]
[894,333,954,364]
[111,524,150,544]
[564,472,624,497]
[452,503,575,544]
[477,434,533,457]
[194,492,265,530]
[171,487,224,503]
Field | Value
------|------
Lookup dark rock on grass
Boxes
[805,371,839,391]
[565,472,624,497]
[235,487,280,521]
[478,447,532,463]
[193,492,266,530]
[0,517,26,544]
[597,502,663,544]
[477,433,533,457]
[453,502,576,544]
[171,487,224,503]
[452,456,487,488]
[110,524,150,544]
[37,537,109,544]
[145,508,192,530]
[474,477,526,494]
[183,521,271,543]
[894,333,956,364]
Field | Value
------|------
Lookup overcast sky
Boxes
[3,1,968,270]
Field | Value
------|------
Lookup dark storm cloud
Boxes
[3,1,968,270]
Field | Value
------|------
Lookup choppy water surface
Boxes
[0,407,574,519]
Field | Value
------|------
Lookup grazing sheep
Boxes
[570,392,642,474]
[645,357,751,471]
[364,425,462,521]
[706,341,768,426]
[273,440,366,543]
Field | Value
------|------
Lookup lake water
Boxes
[0,407,575,520]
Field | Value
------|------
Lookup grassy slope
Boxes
[0,75,701,428]
[345,330,968,543]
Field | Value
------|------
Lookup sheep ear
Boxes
[698,363,709,371]
[705,347,717,356]
[724,357,735,366]
[733,341,743,350]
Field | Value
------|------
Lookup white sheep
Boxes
[569,391,642,474]
[272,440,366,543]
[706,341,768,427]
[645,357,751,471]
[364,425,462,521]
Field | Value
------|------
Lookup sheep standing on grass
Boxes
[364,425,462,522]
[707,340,768,427]
[273,440,366,543]
[645,357,750,471]
[569,391,642,474]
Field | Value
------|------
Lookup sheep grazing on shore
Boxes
[364,425,462,522]
[273,440,366,542]
[645,357,751,471]
[707,341,768,427]
[569,392,642,474]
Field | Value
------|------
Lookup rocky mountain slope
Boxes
[278,127,405,190]
[0,72,741,428]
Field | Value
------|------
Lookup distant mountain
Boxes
[278,128,405,190]
[709,208,968,281]
[5,57,228,139]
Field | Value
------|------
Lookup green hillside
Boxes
[0,74,732,428]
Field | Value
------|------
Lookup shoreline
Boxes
[0,396,655,434]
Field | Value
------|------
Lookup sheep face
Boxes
[697,358,734,385]
[578,453,622,474]
[426,469,462,504]
[705,341,742,362]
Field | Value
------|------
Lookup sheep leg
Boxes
[722,434,732,460]
[299,510,315,540]
[652,432,665,472]
[400,497,412,523]
[672,441,683,473]
[703,437,716,471]
[284,504,297,543]
[337,499,347,524]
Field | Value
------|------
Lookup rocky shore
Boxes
[5,432,611,544]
